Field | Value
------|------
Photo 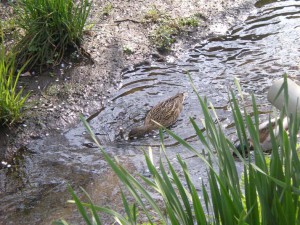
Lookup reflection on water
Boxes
[1,1,300,224]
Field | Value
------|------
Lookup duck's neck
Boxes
[138,125,155,135]
[130,125,155,138]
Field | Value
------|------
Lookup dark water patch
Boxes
[244,20,280,31]
[86,106,106,122]
[255,0,279,8]
[287,15,300,20]
[120,78,157,88]
[112,85,155,101]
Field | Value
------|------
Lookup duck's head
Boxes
[234,141,254,157]
[128,126,153,140]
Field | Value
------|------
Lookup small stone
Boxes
[21,71,31,77]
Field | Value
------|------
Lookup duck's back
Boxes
[145,93,185,128]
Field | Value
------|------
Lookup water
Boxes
[1,1,300,224]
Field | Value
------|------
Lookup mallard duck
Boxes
[128,92,187,139]
[235,116,289,155]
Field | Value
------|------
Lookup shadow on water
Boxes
[1,1,300,224]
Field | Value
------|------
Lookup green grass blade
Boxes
[80,115,165,224]
[68,186,92,225]
[120,190,136,225]
[177,156,207,225]
[52,220,70,225]
[165,155,194,223]
[80,188,102,225]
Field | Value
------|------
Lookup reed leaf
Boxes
[0,42,30,125]
[14,0,91,69]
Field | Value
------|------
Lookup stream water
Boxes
[1,0,300,224]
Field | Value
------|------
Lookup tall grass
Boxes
[0,42,30,125]
[14,0,91,69]
[56,77,300,224]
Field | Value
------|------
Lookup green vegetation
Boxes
[13,0,91,69]
[123,46,134,55]
[102,2,113,16]
[143,7,163,23]
[149,15,200,52]
[152,23,178,52]
[56,76,300,224]
[0,43,30,125]
[1,17,18,42]
[143,7,200,51]
[178,17,199,27]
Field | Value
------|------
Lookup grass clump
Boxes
[152,23,178,52]
[102,2,113,16]
[0,43,30,125]
[143,7,163,23]
[150,15,200,52]
[56,76,300,224]
[13,0,91,70]
[143,7,201,52]
[123,46,134,55]
[178,17,199,27]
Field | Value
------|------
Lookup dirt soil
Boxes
[0,0,255,163]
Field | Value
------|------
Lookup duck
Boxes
[235,116,289,156]
[128,92,187,139]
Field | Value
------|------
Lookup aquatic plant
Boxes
[56,76,300,224]
[0,42,30,125]
[13,0,91,70]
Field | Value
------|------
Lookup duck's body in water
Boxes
[235,116,289,156]
[128,92,187,139]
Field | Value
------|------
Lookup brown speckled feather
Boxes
[128,92,186,139]
[145,93,185,128]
